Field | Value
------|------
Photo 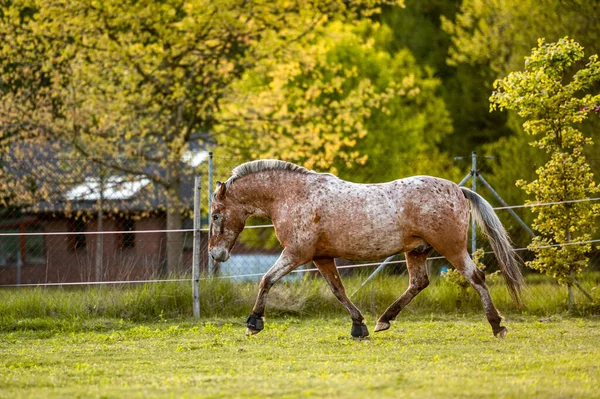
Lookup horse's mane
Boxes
[225,159,313,188]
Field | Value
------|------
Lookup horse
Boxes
[208,159,523,338]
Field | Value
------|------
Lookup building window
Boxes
[120,218,135,249]
[0,226,45,266]
[71,219,87,251]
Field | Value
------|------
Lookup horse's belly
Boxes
[314,224,406,260]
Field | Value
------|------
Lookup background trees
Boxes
[219,19,457,182]
[0,0,403,273]
[442,0,600,207]
[1,0,599,284]
[491,38,600,306]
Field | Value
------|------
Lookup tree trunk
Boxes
[566,232,574,310]
[165,180,184,276]
[567,283,574,311]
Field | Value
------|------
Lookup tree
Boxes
[490,38,600,307]
[377,0,512,155]
[442,0,600,187]
[442,0,600,76]
[338,20,457,181]
[0,0,403,273]
[218,19,458,182]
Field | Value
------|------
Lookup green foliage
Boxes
[490,38,600,288]
[1,0,402,200]
[0,0,403,272]
[382,0,511,154]
[347,22,457,181]
[442,248,501,308]
[442,0,600,166]
[219,18,457,181]
[442,0,600,75]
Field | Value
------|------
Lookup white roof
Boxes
[66,176,151,201]
[66,150,206,201]
[183,150,208,168]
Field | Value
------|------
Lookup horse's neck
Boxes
[230,171,304,217]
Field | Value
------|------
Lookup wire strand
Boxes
[2,238,598,288]
[0,197,597,237]
[493,197,600,210]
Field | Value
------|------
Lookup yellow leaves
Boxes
[304,86,322,101]
[491,38,600,284]
[537,37,545,47]
[401,73,415,87]
[345,65,359,79]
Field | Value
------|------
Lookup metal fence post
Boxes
[471,151,477,255]
[477,174,536,238]
[192,176,201,318]
[207,152,214,276]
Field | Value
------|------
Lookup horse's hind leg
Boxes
[374,250,430,333]
[313,258,368,338]
[448,251,507,338]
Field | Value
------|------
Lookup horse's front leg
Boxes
[247,248,308,336]
[313,258,368,338]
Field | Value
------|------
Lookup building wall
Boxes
[0,215,207,285]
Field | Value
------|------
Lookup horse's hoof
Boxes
[246,313,264,333]
[494,326,508,338]
[245,328,261,336]
[351,323,369,338]
[374,321,391,332]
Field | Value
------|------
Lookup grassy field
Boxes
[1,315,599,398]
[1,272,598,323]
[1,274,599,398]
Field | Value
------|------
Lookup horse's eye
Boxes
[212,214,219,221]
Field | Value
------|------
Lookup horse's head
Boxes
[208,181,247,262]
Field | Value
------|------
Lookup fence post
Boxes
[192,176,201,318]
[95,175,104,283]
[471,151,477,255]
[207,152,214,276]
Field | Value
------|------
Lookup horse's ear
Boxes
[215,181,226,200]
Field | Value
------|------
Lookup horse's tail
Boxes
[460,187,524,307]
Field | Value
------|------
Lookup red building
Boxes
[0,161,208,286]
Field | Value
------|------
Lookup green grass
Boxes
[0,273,598,328]
[1,315,599,398]
[1,274,599,398]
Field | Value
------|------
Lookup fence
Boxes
[0,152,599,315]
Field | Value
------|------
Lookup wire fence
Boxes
[0,153,599,312]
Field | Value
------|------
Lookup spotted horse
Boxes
[208,160,524,338]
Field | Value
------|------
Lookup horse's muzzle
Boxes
[210,247,230,262]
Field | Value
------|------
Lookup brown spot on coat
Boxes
[314,212,321,224]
